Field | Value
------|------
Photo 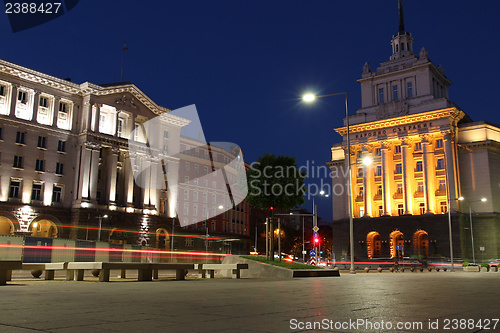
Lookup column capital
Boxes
[420,134,431,143]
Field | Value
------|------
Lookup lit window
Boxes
[17,91,27,104]
[379,88,384,103]
[407,82,413,97]
[416,161,423,172]
[37,136,47,149]
[32,183,42,201]
[437,158,445,170]
[35,159,45,172]
[359,207,365,218]
[415,142,421,151]
[394,145,401,154]
[375,148,381,156]
[378,205,384,217]
[440,201,448,214]
[397,183,403,194]
[393,85,398,100]
[358,186,364,197]
[16,131,26,144]
[376,165,382,176]
[417,182,424,193]
[436,139,443,148]
[9,180,21,198]
[395,163,402,174]
[13,155,23,169]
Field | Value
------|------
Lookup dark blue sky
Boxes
[1,1,499,222]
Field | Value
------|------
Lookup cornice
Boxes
[0,115,78,136]
[335,107,464,136]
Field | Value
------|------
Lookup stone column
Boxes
[149,158,159,208]
[124,152,135,206]
[444,132,457,211]
[32,91,40,124]
[80,96,91,132]
[10,85,18,117]
[142,156,151,207]
[108,148,119,204]
[344,148,354,219]
[94,104,101,133]
[421,136,433,213]
[52,97,60,128]
[362,146,372,217]
[89,146,100,202]
[401,139,412,215]
[78,143,92,200]
[381,142,391,216]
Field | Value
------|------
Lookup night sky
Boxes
[1,1,499,222]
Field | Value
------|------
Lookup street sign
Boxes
[480,247,485,252]
[396,244,402,250]
[313,226,319,232]
[309,250,316,257]
[310,258,316,265]
[313,232,319,238]
[302,250,307,255]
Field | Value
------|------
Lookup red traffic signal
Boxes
[314,237,319,244]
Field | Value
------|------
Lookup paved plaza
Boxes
[0,271,499,332]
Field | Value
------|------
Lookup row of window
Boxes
[357,179,446,198]
[8,179,63,203]
[13,155,64,174]
[363,139,444,159]
[378,82,413,103]
[10,130,67,152]
[360,201,447,218]
[183,190,218,203]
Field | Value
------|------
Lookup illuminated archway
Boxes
[109,228,127,244]
[366,231,381,258]
[389,230,404,259]
[30,219,58,238]
[0,216,15,235]
[413,230,429,259]
[155,228,170,249]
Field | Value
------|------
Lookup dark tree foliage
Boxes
[246,153,306,210]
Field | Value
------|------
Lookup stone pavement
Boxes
[0,271,499,332]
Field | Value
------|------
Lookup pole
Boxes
[444,152,455,272]
[170,218,175,263]
[278,218,281,262]
[205,219,209,263]
[265,218,269,260]
[255,225,257,253]
[302,216,305,263]
[469,205,476,264]
[345,93,355,274]
[97,216,102,242]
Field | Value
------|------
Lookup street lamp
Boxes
[302,92,355,273]
[468,198,487,264]
[97,214,108,242]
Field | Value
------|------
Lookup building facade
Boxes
[0,58,251,253]
[328,2,500,261]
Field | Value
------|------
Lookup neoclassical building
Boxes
[328,2,500,261]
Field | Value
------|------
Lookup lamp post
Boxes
[302,92,355,273]
[97,214,108,242]
[468,198,487,264]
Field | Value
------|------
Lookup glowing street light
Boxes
[468,197,487,264]
[302,91,356,273]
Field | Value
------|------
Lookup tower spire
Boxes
[398,0,405,34]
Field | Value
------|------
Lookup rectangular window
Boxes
[359,207,365,218]
[204,166,208,175]
[16,131,26,144]
[203,193,207,203]
[378,205,383,217]
[398,204,404,216]
[358,186,364,197]
[379,88,384,103]
[407,82,413,97]
[52,186,62,203]
[212,181,217,189]
[436,139,443,148]
[212,194,216,204]
[393,85,398,100]
[415,142,422,151]
[9,180,21,198]
[395,163,402,174]
[418,181,424,193]
[57,140,66,152]
[39,96,48,107]
[37,136,47,149]
[437,158,445,170]
[56,162,64,175]
[194,164,199,173]
[204,180,208,187]
[439,179,446,191]
[397,183,403,194]
[419,203,425,215]
[0,85,4,96]
[13,155,23,169]
[184,190,189,200]
[375,148,381,156]
[376,165,382,176]
[35,159,45,172]
[59,102,67,113]
[377,185,382,195]
[163,131,169,139]
[0,127,3,140]
[185,162,190,171]
[416,161,423,172]
[117,118,124,137]
[394,145,401,154]
[17,91,27,103]
[32,183,42,201]
[440,201,448,214]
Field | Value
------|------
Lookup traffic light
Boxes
[314,236,319,244]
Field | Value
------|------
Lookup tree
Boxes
[246,153,306,260]
[246,153,306,210]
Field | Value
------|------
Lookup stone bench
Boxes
[22,262,69,280]
[66,262,194,282]
[0,261,22,285]
[196,263,249,279]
